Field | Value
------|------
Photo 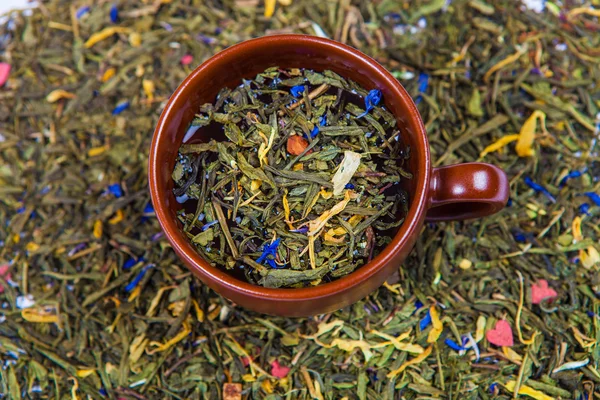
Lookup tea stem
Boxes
[288,83,330,111]
[211,198,239,259]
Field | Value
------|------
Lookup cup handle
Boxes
[426,162,509,222]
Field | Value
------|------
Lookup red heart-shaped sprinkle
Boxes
[531,279,557,304]
[486,320,514,347]
[0,264,10,294]
[270,360,290,379]
[0,63,10,87]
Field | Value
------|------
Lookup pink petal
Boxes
[181,54,193,66]
[0,63,10,86]
[270,360,290,379]
[0,264,9,276]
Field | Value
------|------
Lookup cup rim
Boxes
[148,34,431,302]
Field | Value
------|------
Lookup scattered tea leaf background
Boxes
[0,0,599,398]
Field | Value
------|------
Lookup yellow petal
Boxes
[293,163,303,171]
[502,346,523,362]
[278,0,292,4]
[387,346,433,378]
[129,32,142,47]
[93,219,103,239]
[504,380,554,400]
[303,319,344,339]
[102,67,116,82]
[76,369,95,378]
[84,27,130,48]
[458,259,472,270]
[242,374,256,382]
[192,299,205,322]
[21,307,60,324]
[516,110,545,157]
[88,146,107,157]
[348,215,363,227]
[568,7,600,17]
[251,179,262,192]
[128,286,141,302]
[142,79,155,100]
[479,134,519,157]
[330,338,373,361]
[257,126,276,166]
[129,334,149,364]
[307,190,354,236]
[483,47,527,82]
[427,306,443,343]
[261,379,274,394]
[282,190,292,229]
[319,189,333,200]
[324,229,346,244]
[264,0,276,17]
[108,209,124,225]
[147,320,192,354]
[26,242,40,252]
[370,330,424,354]
[581,246,600,269]
[46,89,77,103]
[475,315,486,342]
[572,216,583,242]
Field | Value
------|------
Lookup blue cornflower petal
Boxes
[310,125,320,138]
[108,183,123,198]
[415,73,429,105]
[76,6,90,19]
[417,73,429,92]
[290,226,308,234]
[256,238,281,266]
[143,202,155,214]
[16,207,25,214]
[357,89,382,118]
[524,177,556,203]
[419,311,432,330]
[99,388,108,396]
[112,101,130,115]
[579,203,591,216]
[308,116,327,138]
[345,183,355,189]
[109,4,119,23]
[125,265,153,292]
[444,338,466,351]
[290,85,305,97]
[489,383,498,394]
[584,192,600,206]
[513,231,527,243]
[559,169,585,187]
[176,194,189,204]
[123,257,142,270]
[415,300,424,309]
[201,220,219,231]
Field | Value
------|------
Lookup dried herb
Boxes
[172,67,410,288]
[1,0,599,398]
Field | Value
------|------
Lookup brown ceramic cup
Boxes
[148,35,509,317]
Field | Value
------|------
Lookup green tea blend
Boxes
[172,67,411,288]
[0,0,599,399]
